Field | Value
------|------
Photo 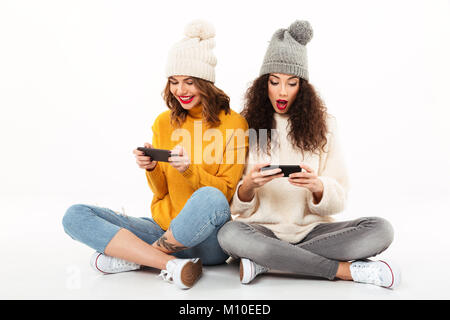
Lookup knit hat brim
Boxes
[166,59,215,83]
[260,62,309,81]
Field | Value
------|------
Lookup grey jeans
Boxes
[217,217,394,280]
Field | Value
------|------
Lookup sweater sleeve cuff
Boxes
[181,164,194,179]
[230,180,258,217]
[308,176,346,216]
[146,164,164,181]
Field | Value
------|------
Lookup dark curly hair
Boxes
[241,74,328,155]
[163,77,231,128]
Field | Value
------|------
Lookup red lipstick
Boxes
[178,96,195,104]
[276,99,288,110]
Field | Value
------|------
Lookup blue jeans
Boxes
[62,187,231,265]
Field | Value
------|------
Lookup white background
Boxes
[1,0,449,299]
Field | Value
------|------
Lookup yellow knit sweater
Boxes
[146,105,248,230]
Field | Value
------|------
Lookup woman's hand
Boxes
[288,163,324,203]
[133,142,157,171]
[238,162,284,202]
[168,145,190,173]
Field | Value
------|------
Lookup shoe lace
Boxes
[158,269,174,283]
[254,263,269,276]
[110,258,137,271]
[158,260,177,283]
[353,263,382,284]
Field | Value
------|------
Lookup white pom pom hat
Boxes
[165,19,217,83]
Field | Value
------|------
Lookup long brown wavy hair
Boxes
[163,77,231,128]
[241,73,328,155]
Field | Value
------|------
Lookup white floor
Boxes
[1,193,449,300]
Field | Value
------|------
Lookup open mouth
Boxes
[178,96,195,104]
[276,99,288,110]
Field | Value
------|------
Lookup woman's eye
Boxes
[289,83,298,87]
[269,81,279,85]
[186,82,194,85]
[169,82,178,85]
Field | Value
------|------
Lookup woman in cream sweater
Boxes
[217,20,400,289]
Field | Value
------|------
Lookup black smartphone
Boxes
[260,165,302,177]
[137,147,178,162]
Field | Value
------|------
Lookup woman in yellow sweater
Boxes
[62,20,248,289]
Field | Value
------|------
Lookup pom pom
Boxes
[287,20,313,45]
[184,19,215,40]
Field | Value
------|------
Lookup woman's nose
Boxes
[174,83,187,95]
[279,84,288,97]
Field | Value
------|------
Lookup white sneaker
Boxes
[240,258,269,284]
[350,260,401,289]
[159,258,202,289]
[90,252,141,274]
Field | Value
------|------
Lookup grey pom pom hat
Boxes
[259,20,313,81]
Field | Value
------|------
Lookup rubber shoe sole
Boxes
[379,260,401,289]
[180,258,203,288]
[240,259,244,282]
[240,258,254,284]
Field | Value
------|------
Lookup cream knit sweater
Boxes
[230,113,349,243]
